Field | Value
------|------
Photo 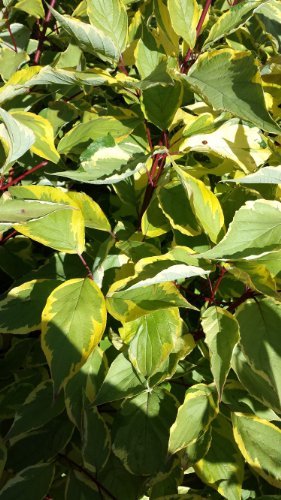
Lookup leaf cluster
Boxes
[0,0,281,498]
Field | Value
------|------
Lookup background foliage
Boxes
[0,0,281,498]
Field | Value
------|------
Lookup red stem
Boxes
[144,119,153,151]
[180,0,212,73]
[207,267,227,304]
[118,54,129,76]
[0,230,18,246]
[78,254,94,280]
[228,288,257,312]
[33,0,57,64]
[0,161,48,192]
[3,8,18,53]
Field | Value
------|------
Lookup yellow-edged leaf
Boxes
[41,278,107,393]
[9,185,85,254]
[175,165,225,243]
[11,111,60,163]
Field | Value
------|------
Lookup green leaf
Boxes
[169,384,219,454]
[222,380,280,421]
[135,30,165,80]
[185,425,212,464]
[202,306,240,399]
[0,107,35,174]
[119,308,183,378]
[232,344,281,415]
[87,0,128,56]
[179,121,271,174]
[158,180,201,236]
[41,278,107,393]
[49,6,120,63]
[0,438,7,480]
[225,165,281,184]
[167,0,200,49]
[175,166,225,243]
[106,281,192,323]
[82,402,111,473]
[15,0,44,18]
[141,81,183,130]
[154,0,179,52]
[235,297,281,412]
[113,388,178,475]
[57,116,140,155]
[201,200,281,260]
[7,415,74,472]
[0,48,29,81]
[114,253,209,291]
[65,470,100,499]
[67,191,111,232]
[0,463,55,500]
[186,49,281,134]
[0,197,72,226]
[95,353,146,405]
[141,193,171,238]
[0,279,61,334]
[10,111,60,164]
[194,414,244,500]
[204,0,264,47]
[232,412,281,487]
[255,0,281,51]
[6,380,64,439]
[9,185,85,254]
[64,347,107,428]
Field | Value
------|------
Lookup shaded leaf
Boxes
[169,383,219,454]
[0,463,55,500]
[113,388,178,475]
[41,278,107,393]
[7,380,64,439]
[0,279,61,334]
[194,414,244,500]
[202,306,240,399]
[95,353,146,405]
[82,402,111,473]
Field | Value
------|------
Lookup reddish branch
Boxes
[34,0,57,64]
[0,230,18,246]
[207,266,227,304]
[180,0,212,73]
[0,161,48,192]
[3,7,18,53]
[138,131,169,227]
[78,254,94,280]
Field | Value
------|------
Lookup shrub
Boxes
[0,0,281,498]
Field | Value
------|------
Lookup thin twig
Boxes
[118,54,129,76]
[207,267,227,304]
[0,230,18,246]
[78,254,94,280]
[180,0,212,73]
[34,0,57,64]
[144,119,153,151]
[0,161,48,192]
[3,8,18,53]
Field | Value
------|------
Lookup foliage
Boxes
[0,0,281,498]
